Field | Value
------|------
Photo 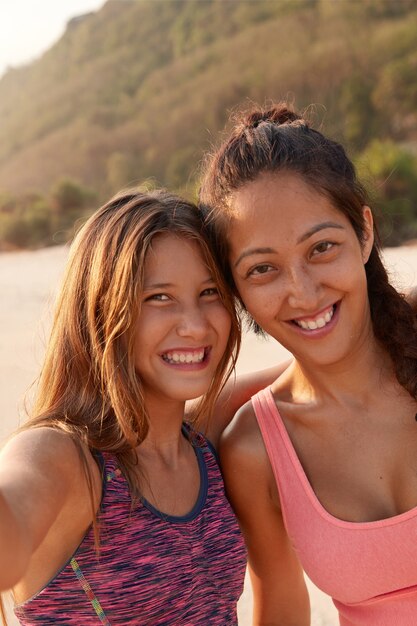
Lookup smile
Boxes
[292,305,335,330]
[161,348,208,364]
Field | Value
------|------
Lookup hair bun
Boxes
[243,104,303,129]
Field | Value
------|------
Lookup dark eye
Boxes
[312,241,334,256]
[201,287,219,297]
[146,293,170,302]
[248,264,273,277]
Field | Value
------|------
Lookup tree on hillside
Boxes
[50,178,96,240]
[357,140,417,245]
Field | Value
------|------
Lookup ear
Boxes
[361,205,374,264]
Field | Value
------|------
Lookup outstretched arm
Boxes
[0,428,97,591]
[220,404,310,626]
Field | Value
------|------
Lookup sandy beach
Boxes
[1,243,417,625]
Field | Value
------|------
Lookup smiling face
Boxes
[228,172,374,368]
[133,233,232,412]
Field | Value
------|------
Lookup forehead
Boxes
[144,233,208,276]
[231,171,337,216]
[228,172,348,243]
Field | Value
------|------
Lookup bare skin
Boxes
[221,395,310,626]
[198,362,292,448]
[0,428,101,600]
[220,172,417,625]
[0,362,288,603]
[0,235,233,603]
[3,190,416,615]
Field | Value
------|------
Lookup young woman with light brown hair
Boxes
[0,189,247,625]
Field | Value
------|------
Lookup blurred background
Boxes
[1,2,417,624]
[0,0,417,251]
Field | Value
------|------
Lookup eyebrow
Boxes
[297,221,344,243]
[143,283,173,291]
[143,277,215,291]
[234,222,345,268]
[234,247,276,268]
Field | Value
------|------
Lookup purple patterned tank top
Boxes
[14,426,246,625]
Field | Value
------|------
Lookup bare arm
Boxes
[220,404,310,625]
[0,428,96,591]
[201,360,293,447]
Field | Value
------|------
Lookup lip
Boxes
[291,303,335,324]
[287,302,340,339]
[159,346,211,370]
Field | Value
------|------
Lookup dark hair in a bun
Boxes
[199,101,417,399]
[241,106,303,128]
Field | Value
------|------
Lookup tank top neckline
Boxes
[261,385,417,529]
[139,435,208,523]
[100,424,210,523]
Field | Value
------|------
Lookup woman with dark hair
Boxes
[0,189,246,625]
[200,104,417,625]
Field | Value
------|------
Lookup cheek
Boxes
[231,271,249,302]
[353,268,370,306]
[232,273,279,316]
[246,296,277,324]
[215,305,233,341]
[132,311,165,355]
[339,250,368,290]
[206,303,233,358]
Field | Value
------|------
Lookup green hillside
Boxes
[1,0,417,248]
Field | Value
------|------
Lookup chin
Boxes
[170,385,213,403]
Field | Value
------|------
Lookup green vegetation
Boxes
[356,141,417,245]
[0,180,95,249]
[0,0,416,248]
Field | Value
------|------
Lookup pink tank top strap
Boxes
[251,387,305,495]
[251,387,326,537]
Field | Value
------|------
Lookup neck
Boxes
[138,395,188,465]
[284,333,394,408]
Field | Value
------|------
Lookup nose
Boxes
[176,304,210,340]
[285,264,320,311]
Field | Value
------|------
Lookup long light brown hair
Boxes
[1,190,240,624]
[25,188,240,494]
[1,189,240,625]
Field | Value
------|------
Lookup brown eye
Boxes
[312,241,334,256]
[146,293,170,302]
[201,287,219,297]
[248,264,273,277]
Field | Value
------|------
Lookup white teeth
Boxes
[163,350,205,364]
[295,307,334,331]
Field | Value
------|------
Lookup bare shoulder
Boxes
[0,426,100,500]
[220,403,309,624]
[198,360,293,448]
[0,427,102,596]
[221,399,265,455]
[220,399,272,488]
[3,426,75,460]
[2,427,84,469]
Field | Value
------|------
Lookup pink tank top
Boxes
[252,387,417,626]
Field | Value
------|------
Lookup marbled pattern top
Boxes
[14,426,246,625]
